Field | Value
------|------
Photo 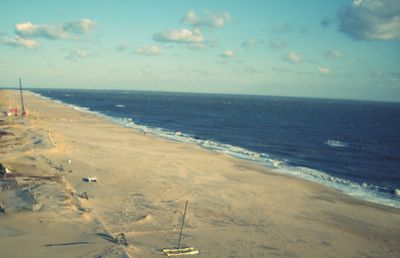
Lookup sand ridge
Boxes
[1,90,400,258]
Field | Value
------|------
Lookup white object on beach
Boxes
[163,247,199,256]
[83,177,98,183]
[175,131,182,136]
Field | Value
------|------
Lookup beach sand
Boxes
[1,89,399,258]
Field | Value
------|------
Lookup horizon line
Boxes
[1,86,399,104]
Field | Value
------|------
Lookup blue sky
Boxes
[0,0,399,101]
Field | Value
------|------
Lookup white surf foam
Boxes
[325,139,348,148]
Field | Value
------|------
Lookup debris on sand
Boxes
[0,163,11,175]
[82,177,98,183]
[115,233,128,246]
[0,199,4,213]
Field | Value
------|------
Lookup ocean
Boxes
[31,89,400,207]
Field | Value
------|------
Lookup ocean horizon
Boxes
[8,87,397,104]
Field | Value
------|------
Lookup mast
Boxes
[177,200,188,248]
[19,78,26,115]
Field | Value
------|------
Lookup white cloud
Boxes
[353,0,363,6]
[15,18,96,40]
[282,52,302,64]
[181,10,231,28]
[324,49,343,59]
[15,22,68,40]
[337,0,400,40]
[136,45,161,56]
[1,35,38,49]
[65,49,90,61]
[153,28,204,43]
[318,67,331,75]
[63,19,96,34]
[220,50,235,58]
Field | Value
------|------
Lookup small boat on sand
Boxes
[162,200,199,256]
[162,247,199,256]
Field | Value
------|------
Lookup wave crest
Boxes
[325,139,348,148]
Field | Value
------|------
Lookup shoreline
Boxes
[31,90,400,209]
[1,89,400,257]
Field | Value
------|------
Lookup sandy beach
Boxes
[1,89,399,258]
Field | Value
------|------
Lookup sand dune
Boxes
[1,90,399,258]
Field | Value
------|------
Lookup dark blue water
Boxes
[31,89,400,207]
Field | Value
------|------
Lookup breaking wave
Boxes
[325,139,348,148]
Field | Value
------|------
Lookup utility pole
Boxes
[19,78,26,116]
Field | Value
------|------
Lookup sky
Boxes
[0,0,399,102]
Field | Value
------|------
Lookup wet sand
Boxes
[1,89,399,258]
